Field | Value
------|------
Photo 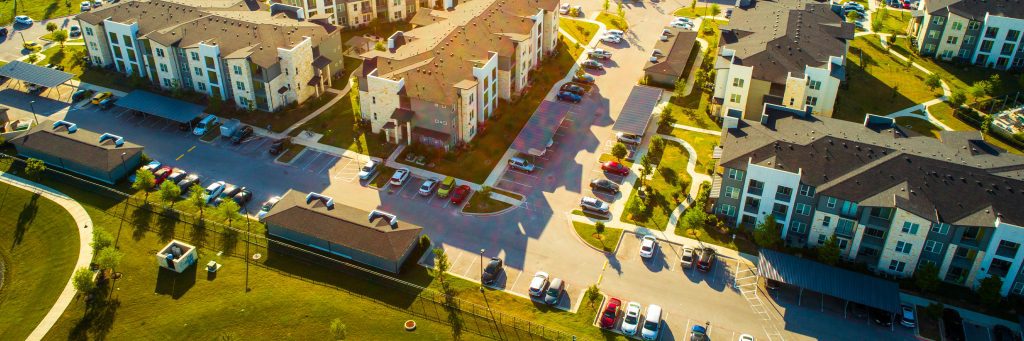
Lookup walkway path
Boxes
[671,122,720,135]
[0,172,95,341]
[657,134,712,234]
[279,87,348,136]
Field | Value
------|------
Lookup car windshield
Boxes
[485,263,498,272]
[261,202,273,211]
[682,253,692,261]
[440,182,452,190]
[641,245,652,252]
[421,182,432,189]
[625,314,638,324]
[643,321,659,330]
[546,287,559,296]
[603,310,615,318]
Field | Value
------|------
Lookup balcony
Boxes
[744,204,759,214]
[996,245,1019,259]
[748,187,763,196]
[865,216,891,229]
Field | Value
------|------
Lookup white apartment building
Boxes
[713,0,852,119]
[77,0,343,112]
[274,0,425,28]
[911,0,1024,70]
[356,0,558,149]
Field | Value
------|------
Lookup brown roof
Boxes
[262,190,422,261]
[924,0,1024,19]
[9,120,143,172]
[645,28,698,79]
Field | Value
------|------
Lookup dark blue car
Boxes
[556,91,581,103]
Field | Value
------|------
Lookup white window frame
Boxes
[826,197,837,208]
[925,240,943,253]
[902,222,920,234]
[895,241,913,254]
[931,223,950,235]
[795,203,812,216]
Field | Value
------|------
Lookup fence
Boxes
[971,91,1024,116]
[0,152,576,341]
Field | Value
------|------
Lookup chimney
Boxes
[98,133,125,147]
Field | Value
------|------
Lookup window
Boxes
[207,70,218,84]
[205,56,216,69]
[951,22,963,31]
[968,21,981,30]
[959,49,971,58]
[155,48,165,58]
[123,35,132,47]
[901,222,920,235]
[964,36,975,45]
[931,16,944,25]
[805,96,818,106]
[925,240,943,253]
[1001,43,1016,55]
[744,197,761,213]
[727,168,744,180]
[85,27,93,36]
[113,48,123,59]
[869,207,892,220]
[835,219,855,237]
[895,241,913,254]
[997,240,1020,258]
[235,81,245,91]
[985,27,999,39]
[826,197,837,208]
[89,42,97,50]
[889,260,906,273]
[817,234,827,245]
[840,200,858,217]
[923,43,936,53]
[775,186,793,201]
[233,65,243,75]
[798,184,815,197]
[108,32,118,44]
[927,30,940,39]
[795,203,812,216]
[162,78,171,87]
[931,223,950,235]
[772,203,788,221]
[190,51,199,61]
[159,63,168,72]
[718,204,737,217]
[126,49,136,62]
[1013,282,1024,296]
[194,67,202,76]
[808,80,821,90]
[791,221,807,233]
[823,216,832,227]
[864,228,885,238]
[724,186,740,199]
[197,82,206,91]
[748,179,764,195]
[946,36,958,45]
[732,78,744,87]
[962,226,981,241]
[729,93,742,103]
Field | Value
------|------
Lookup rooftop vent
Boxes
[369,210,398,228]
[305,192,334,209]
[52,120,77,133]
[98,133,125,147]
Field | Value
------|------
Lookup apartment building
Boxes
[712,105,1024,296]
[273,0,443,28]
[356,0,558,149]
[77,0,343,112]
[910,0,1024,70]
[713,0,853,119]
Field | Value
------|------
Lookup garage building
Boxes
[9,120,143,184]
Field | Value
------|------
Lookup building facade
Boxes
[273,0,428,28]
[713,105,1024,296]
[77,0,343,112]
[713,0,852,119]
[10,120,144,185]
[910,0,1024,70]
[356,0,559,149]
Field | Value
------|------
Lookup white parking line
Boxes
[299,152,322,170]
[498,178,533,189]
[450,251,464,271]
[316,157,337,175]
[509,271,523,292]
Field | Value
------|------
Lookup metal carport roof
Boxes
[0,61,74,88]
[510,100,572,156]
[115,90,206,123]
[611,85,664,135]
[758,248,902,314]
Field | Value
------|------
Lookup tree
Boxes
[46,22,58,33]
[585,284,601,307]
[374,41,386,51]
[914,262,940,293]
[982,113,995,135]
[616,2,624,20]
[595,221,605,233]
[674,76,688,98]
[132,168,156,201]
[949,89,967,109]
[72,267,96,294]
[26,53,40,64]
[96,246,124,271]
[611,142,628,161]
[658,107,676,133]
[818,235,841,266]
[24,158,46,179]
[845,10,861,22]
[158,180,181,208]
[640,153,653,183]
[988,74,1002,95]
[186,184,207,220]
[978,276,1004,307]
[330,318,347,340]
[91,228,114,252]
[710,4,721,17]
[871,9,884,32]
[651,136,665,155]
[431,247,451,291]
[970,80,990,98]
[681,208,709,230]
[216,199,241,226]
[925,73,941,92]
[52,29,69,49]
[603,0,610,12]
[753,215,782,249]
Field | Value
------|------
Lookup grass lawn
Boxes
[890,36,1019,104]
[41,30,82,42]
[895,116,942,138]
[489,187,523,201]
[620,141,692,231]
[598,153,633,168]
[596,12,628,31]
[668,129,719,175]
[572,221,623,253]
[916,305,942,341]
[0,0,81,26]
[927,102,1024,155]
[559,17,599,44]
[394,42,578,183]
[672,6,714,18]
[35,44,88,77]
[0,182,79,340]
[288,94,395,158]
[371,166,397,189]
[698,19,727,51]
[667,90,719,129]
[674,215,758,254]
[834,36,940,123]
[216,93,338,133]
[462,193,513,214]
[275,145,305,164]
[572,209,611,220]
[875,8,910,35]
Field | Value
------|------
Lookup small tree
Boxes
[96,246,124,271]
[595,221,605,233]
[216,199,242,226]
[925,73,941,92]
[26,53,41,64]
[658,107,677,132]
[432,247,451,289]
[72,267,96,294]
[651,136,665,155]
[710,4,721,17]
[988,74,1002,94]
[923,302,944,320]
[611,142,628,160]
[753,215,782,249]
[978,276,1004,307]
[585,284,601,307]
[640,153,653,182]
[914,262,940,293]
[187,184,207,220]
[374,41,386,51]
[970,80,990,98]
[603,0,610,12]
[53,29,69,49]
[158,180,181,208]
[982,113,995,135]
[46,22,58,33]
[616,2,624,20]
[681,208,708,230]
[132,168,156,201]
[24,158,46,179]
[91,228,114,252]
[673,76,688,98]
[949,89,967,109]
[330,318,347,340]
[818,235,841,266]
[871,10,884,32]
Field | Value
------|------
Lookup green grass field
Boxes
[668,129,719,175]
[895,116,942,138]
[834,36,940,122]
[572,221,623,252]
[462,192,513,214]
[620,141,692,231]
[0,0,81,26]
[559,17,599,44]
[0,182,80,340]
[596,12,628,31]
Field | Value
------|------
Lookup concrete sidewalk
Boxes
[0,172,95,341]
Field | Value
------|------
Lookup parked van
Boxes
[508,156,536,173]
[193,115,219,136]
[641,304,662,341]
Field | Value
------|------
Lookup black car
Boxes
[177,173,201,191]
[868,308,893,327]
[992,325,1017,341]
[0,27,8,38]
[481,257,503,285]
[233,187,253,206]
[572,73,594,84]
[848,302,869,319]
[589,178,620,194]
[560,83,586,95]
[269,137,289,155]
[696,247,716,271]
[231,125,253,144]
[942,308,966,341]
[180,116,203,131]
[72,89,94,102]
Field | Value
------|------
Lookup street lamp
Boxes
[479,248,485,292]
[244,205,252,292]
[29,100,39,125]
[119,152,128,181]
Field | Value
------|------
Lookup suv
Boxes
[231,125,253,144]
[696,247,716,272]
[680,247,695,268]
[508,156,536,172]
[544,278,565,305]
[481,257,503,285]
[528,271,549,297]
[590,178,619,194]
[581,196,609,214]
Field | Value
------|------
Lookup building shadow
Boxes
[154,265,197,299]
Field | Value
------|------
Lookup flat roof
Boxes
[758,248,901,314]
[611,85,663,135]
[115,90,206,123]
[511,100,573,156]
[0,61,74,88]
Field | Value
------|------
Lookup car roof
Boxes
[645,305,662,319]
[549,278,563,288]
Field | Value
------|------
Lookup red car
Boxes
[600,297,622,329]
[601,161,629,176]
[153,166,173,185]
[450,185,472,204]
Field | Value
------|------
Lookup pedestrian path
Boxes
[0,172,95,341]
[671,123,720,135]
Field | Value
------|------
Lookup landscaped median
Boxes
[619,139,692,231]
[571,221,623,253]
[559,17,599,44]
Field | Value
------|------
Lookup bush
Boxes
[419,234,432,249]
[595,221,605,233]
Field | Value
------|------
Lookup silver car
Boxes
[358,160,379,180]
[617,132,642,145]
[418,178,438,196]
[581,196,610,213]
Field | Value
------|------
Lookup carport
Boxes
[510,100,573,156]
[115,90,206,124]
[757,249,901,324]
[0,61,76,98]
[610,85,664,136]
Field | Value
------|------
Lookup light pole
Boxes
[244,205,252,292]
[29,100,39,125]
[119,152,128,182]
[479,248,485,292]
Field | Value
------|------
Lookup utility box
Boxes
[220,118,241,138]
[156,240,198,273]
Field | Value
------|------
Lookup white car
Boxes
[389,168,410,186]
[256,196,281,221]
[621,301,642,335]
[640,235,657,258]
[669,21,695,30]
[739,334,756,341]
[581,196,609,213]
[559,3,570,14]
[528,271,549,297]
[357,160,379,180]
[606,29,625,37]
[80,1,91,10]
[681,247,695,268]
[616,132,642,145]
[204,181,226,204]
[418,178,438,196]
[672,17,693,24]
[14,15,33,25]
[600,34,622,44]
[641,304,662,341]
[588,48,612,59]
[93,0,103,7]
[900,304,916,328]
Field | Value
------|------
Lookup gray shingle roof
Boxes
[9,120,143,173]
[923,0,1024,19]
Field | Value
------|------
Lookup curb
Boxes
[459,193,519,217]
[567,214,624,255]
[273,148,305,166]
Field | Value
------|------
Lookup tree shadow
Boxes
[130,204,152,241]
[219,228,238,254]
[188,221,208,248]
[157,209,178,242]
[68,288,120,341]
[12,193,40,247]
[659,167,679,186]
